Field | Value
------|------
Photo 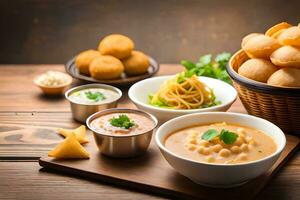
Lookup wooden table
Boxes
[0,64,299,200]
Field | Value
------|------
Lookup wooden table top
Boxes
[0,64,299,200]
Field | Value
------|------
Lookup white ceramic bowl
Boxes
[128,76,237,122]
[155,112,286,188]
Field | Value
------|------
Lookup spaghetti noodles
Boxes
[149,73,219,109]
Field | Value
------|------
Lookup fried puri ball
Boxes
[267,68,300,87]
[238,58,278,83]
[242,34,281,58]
[89,55,124,80]
[241,33,262,49]
[75,50,101,75]
[270,46,300,68]
[98,34,134,59]
[277,26,300,46]
[265,22,292,38]
[122,50,150,76]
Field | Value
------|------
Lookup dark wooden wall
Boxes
[0,0,299,64]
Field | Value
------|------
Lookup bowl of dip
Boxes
[34,71,72,95]
[87,108,158,158]
[155,112,286,188]
[65,84,122,123]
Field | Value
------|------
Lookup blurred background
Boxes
[0,0,299,64]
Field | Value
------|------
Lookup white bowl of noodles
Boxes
[128,74,237,122]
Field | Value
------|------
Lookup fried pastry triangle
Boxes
[48,133,90,159]
[58,125,89,144]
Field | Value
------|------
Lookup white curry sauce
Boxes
[69,88,119,104]
[164,122,277,164]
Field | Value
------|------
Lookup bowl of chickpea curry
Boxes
[155,112,286,188]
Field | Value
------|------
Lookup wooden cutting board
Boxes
[39,133,300,200]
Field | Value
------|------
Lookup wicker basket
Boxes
[227,50,300,134]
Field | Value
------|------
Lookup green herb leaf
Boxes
[201,129,219,141]
[181,60,196,70]
[84,91,106,102]
[199,54,212,65]
[180,52,232,84]
[148,94,169,107]
[215,52,231,63]
[176,72,194,83]
[185,70,195,78]
[109,115,135,129]
[219,129,238,144]
[201,128,238,145]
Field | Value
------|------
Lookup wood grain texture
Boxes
[0,162,165,200]
[39,134,300,200]
[1,65,300,200]
[0,112,73,159]
[0,64,181,112]
[0,64,245,159]
[0,64,180,158]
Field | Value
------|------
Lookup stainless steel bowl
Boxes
[65,84,122,123]
[86,108,158,158]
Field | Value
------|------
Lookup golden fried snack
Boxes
[48,133,90,159]
[58,125,89,144]
[242,35,281,58]
[75,50,101,75]
[241,33,262,49]
[122,50,150,76]
[98,34,134,59]
[89,55,124,80]
[238,58,278,83]
[267,68,300,87]
[270,46,300,68]
[277,26,300,46]
[265,22,292,38]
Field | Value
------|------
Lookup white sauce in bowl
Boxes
[69,88,120,104]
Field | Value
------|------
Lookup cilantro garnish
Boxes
[180,52,232,84]
[84,91,106,102]
[201,129,219,141]
[201,129,238,144]
[219,129,238,144]
[109,115,135,129]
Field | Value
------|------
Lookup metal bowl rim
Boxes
[86,108,158,138]
[65,83,122,106]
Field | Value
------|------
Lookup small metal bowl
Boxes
[86,108,158,158]
[65,84,122,123]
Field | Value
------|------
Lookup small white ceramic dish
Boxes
[128,76,237,122]
[34,71,72,96]
[155,112,286,188]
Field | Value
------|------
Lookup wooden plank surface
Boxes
[39,133,300,200]
[0,64,300,200]
[0,64,182,112]
[0,64,245,159]
[0,161,165,200]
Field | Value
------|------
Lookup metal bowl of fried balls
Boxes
[238,22,300,88]
[74,34,151,80]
